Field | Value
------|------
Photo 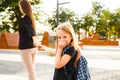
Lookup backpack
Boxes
[62,46,91,80]
[75,56,91,80]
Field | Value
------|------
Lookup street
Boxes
[0,46,120,80]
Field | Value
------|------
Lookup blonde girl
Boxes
[40,22,81,80]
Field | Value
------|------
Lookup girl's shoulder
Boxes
[64,45,74,51]
[63,45,77,56]
[64,45,75,50]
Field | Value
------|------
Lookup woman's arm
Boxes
[32,36,40,47]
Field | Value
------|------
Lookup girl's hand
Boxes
[38,44,44,50]
[39,44,56,54]
[58,41,66,49]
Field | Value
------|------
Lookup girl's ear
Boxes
[70,39,73,43]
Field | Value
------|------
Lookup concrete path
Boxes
[0,46,120,80]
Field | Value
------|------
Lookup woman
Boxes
[18,0,40,80]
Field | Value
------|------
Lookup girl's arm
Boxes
[33,36,56,54]
[38,42,56,54]
[40,45,56,54]
[55,48,72,69]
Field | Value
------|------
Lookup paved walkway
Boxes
[0,46,120,80]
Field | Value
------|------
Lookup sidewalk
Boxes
[0,50,54,80]
[0,46,120,80]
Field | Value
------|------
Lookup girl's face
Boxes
[56,29,72,47]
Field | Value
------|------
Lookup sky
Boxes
[40,0,120,15]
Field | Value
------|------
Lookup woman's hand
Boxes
[32,36,40,47]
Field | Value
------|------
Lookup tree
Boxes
[91,1,104,33]
[47,7,80,31]
[111,9,120,39]
[0,0,40,33]
[100,9,113,40]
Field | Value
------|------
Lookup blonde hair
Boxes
[56,22,81,52]
[19,0,36,32]
[56,22,81,63]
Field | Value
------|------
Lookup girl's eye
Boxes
[58,37,61,39]
[63,36,67,38]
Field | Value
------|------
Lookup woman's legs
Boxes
[20,48,37,80]
[31,48,37,64]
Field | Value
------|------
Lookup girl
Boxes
[40,22,81,80]
[18,0,40,80]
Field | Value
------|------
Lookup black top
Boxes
[53,45,77,80]
[18,15,36,49]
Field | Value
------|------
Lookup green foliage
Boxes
[47,1,120,39]
[0,0,41,33]
[0,1,120,39]
[47,7,81,31]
